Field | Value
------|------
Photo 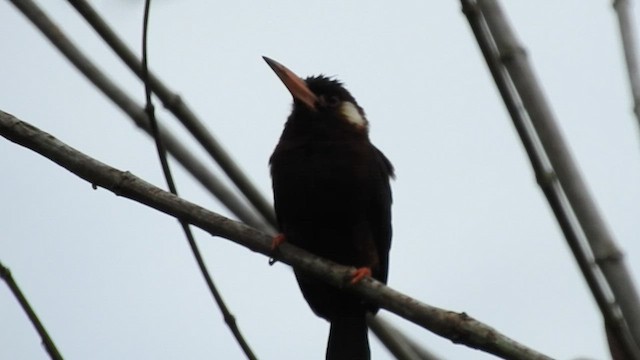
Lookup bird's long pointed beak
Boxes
[263,56,318,110]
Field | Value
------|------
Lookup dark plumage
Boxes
[264,57,393,360]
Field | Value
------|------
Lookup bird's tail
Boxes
[326,313,370,360]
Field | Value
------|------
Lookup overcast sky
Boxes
[2,1,640,359]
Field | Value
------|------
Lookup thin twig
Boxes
[139,2,256,359]
[613,0,640,131]
[8,0,269,230]
[476,0,640,353]
[461,1,640,358]
[367,315,443,360]
[0,260,64,360]
[66,0,277,227]
[0,110,554,360]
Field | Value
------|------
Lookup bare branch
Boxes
[613,0,640,130]
[0,261,64,360]
[475,0,640,354]
[0,110,554,359]
[367,315,443,360]
[7,0,269,231]
[138,2,257,358]
[461,1,640,358]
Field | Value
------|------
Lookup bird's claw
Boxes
[350,267,372,285]
[271,233,286,250]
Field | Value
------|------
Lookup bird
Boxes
[264,56,394,360]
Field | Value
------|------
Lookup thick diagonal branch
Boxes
[0,110,553,360]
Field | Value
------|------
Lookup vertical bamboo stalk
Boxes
[462,1,640,357]
[613,0,640,130]
[477,0,640,351]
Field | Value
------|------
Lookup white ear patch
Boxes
[340,101,367,128]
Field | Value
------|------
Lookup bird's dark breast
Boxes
[270,139,392,319]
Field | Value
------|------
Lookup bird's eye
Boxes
[321,95,340,108]
[327,96,340,107]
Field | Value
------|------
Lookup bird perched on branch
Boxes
[264,56,394,360]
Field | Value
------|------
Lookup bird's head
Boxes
[263,56,369,137]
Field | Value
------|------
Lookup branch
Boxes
[65,0,277,227]
[613,0,640,130]
[0,110,554,360]
[367,315,443,360]
[476,0,640,352]
[461,1,640,358]
[0,260,64,360]
[138,2,256,358]
[8,0,269,231]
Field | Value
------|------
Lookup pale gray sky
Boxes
[1,1,640,359]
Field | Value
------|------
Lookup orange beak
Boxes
[263,56,318,110]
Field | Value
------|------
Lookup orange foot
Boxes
[271,233,286,250]
[350,267,372,285]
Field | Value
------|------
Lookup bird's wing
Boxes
[369,146,393,284]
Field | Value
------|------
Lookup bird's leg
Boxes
[268,233,287,266]
[271,233,286,250]
[350,267,372,284]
